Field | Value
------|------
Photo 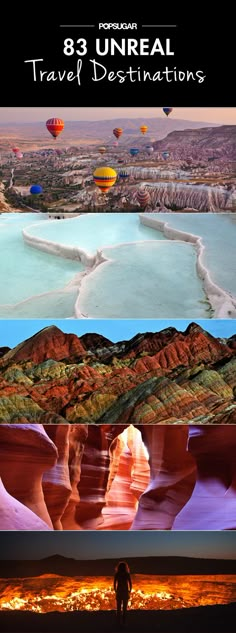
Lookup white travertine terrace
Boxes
[21,214,236,319]
[140,214,236,318]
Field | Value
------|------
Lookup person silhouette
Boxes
[114,560,132,626]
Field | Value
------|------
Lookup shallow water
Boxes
[78,241,208,318]
[0,214,84,314]
[24,213,164,255]
[0,212,235,319]
[156,213,236,297]
[0,289,79,318]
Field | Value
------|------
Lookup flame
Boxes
[0,574,236,613]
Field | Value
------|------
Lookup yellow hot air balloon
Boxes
[140,125,148,135]
[93,166,117,194]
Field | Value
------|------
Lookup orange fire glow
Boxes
[1,574,236,613]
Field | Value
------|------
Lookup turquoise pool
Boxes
[157,213,236,298]
[0,212,235,319]
[77,241,209,318]
[0,214,84,317]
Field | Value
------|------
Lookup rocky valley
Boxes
[0,323,235,425]
[1,120,236,214]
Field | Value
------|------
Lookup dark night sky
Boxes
[0,531,236,561]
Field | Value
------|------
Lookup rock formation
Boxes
[0,478,52,530]
[173,426,236,530]
[1,423,236,530]
[127,426,150,501]
[103,426,150,529]
[42,425,72,530]
[143,181,234,212]
[104,438,138,529]
[0,424,57,528]
[0,323,235,424]
[153,126,236,162]
[60,424,88,530]
[0,325,86,364]
[72,425,126,529]
[131,426,196,529]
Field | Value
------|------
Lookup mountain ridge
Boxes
[0,323,235,424]
[1,555,236,578]
[153,125,236,160]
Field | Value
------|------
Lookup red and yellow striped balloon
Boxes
[93,166,117,194]
[46,118,64,139]
[137,188,150,207]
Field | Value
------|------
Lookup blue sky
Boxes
[0,319,235,348]
[0,531,236,560]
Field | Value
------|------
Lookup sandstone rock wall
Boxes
[0,423,236,531]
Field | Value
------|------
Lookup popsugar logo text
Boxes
[98,23,138,30]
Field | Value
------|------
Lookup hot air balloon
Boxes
[119,169,129,181]
[93,166,117,194]
[162,151,170,160]
[30,184,43,195]
[163,107,173,117]
[140,125,148,135]
[113,127,123,140]
[145,145,154,155]
[46,118,64,139]
[12,147,20,154]
[98,146,106,155]
[129,148,139,156]
[137,188,150,208]
[15,151,23,159]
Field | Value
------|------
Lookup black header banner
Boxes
[1,11,234,106]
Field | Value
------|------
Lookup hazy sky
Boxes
[0,107,235,124]
[0,319,235,349]
[0,531,236,561]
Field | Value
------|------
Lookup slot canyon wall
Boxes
[0,423,236,531]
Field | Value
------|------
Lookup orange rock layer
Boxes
[0,423,236,531]
[0,323,235,424]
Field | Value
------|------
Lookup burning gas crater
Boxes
[0,588,179,613]
[0,587,185,613]
[1,575,236,613]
